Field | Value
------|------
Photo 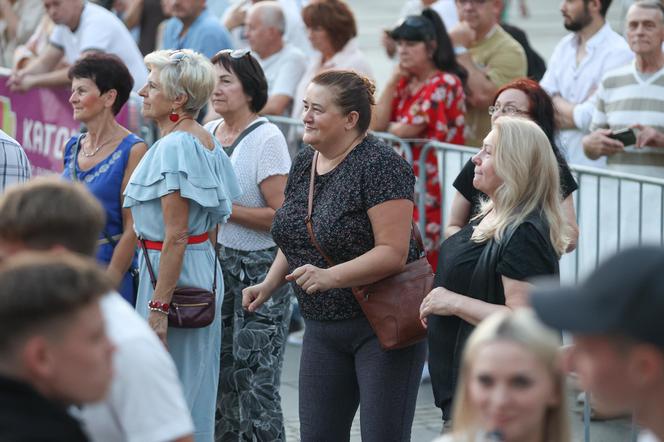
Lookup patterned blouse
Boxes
[271,136,419,321]
[390,71,466,270]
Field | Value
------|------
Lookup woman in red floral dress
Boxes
[373,9,466,269]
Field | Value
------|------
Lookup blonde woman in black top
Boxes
[420,117,568,423]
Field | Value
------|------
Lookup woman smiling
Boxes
[62,53,147,305]
[243,71,425,441]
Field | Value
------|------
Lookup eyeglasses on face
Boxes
[216,48,251,59]
[488,104,528,117]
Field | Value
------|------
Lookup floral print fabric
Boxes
[391,71,466,269]
[215,246,292,442]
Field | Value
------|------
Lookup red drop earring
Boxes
[169,110,179,122]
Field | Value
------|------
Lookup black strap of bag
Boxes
[218,119,267,158]
[139,226,219,293]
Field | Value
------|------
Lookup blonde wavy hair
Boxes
[471,117,568,256]
[143,49,215,116]
[451,310,571,442]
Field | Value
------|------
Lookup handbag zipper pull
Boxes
[174,303,183,327]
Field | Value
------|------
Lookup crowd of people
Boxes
[1,0,664,442]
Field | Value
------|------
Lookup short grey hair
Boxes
[632,0,664,22]
[251,1,286,35]
[143,49,216,116]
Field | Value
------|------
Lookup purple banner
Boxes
[0,74,129,175]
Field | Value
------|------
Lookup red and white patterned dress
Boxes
[391,71,466,269]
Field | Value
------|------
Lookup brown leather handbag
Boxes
[304,152,434,350]
[139,231,218,328]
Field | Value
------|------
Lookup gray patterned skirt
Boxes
[215,245,293,442]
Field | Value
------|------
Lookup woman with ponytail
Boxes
[373,8,467,270]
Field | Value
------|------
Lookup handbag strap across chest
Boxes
[303,151,425,267]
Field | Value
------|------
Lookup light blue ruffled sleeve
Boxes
[123,131,242,224]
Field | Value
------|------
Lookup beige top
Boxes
[291,37,374,120]
[465,26,526,148]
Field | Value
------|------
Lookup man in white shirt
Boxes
[245,1,306,116]
[532,246,664,442]
[540,0,633,167]
[223,0,312,55]
[7,0,147,93]
[582,0,664,176]
[0,178,194,442]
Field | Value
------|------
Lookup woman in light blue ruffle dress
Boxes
[123,49,241,442]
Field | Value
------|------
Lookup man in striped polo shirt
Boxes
[583,0,664,176]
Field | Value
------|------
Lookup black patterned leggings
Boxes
[298,316,426,442]
[215,246,292,442]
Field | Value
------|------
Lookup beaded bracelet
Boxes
[148,300,170,315]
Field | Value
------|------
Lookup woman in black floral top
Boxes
[243,70,426,441]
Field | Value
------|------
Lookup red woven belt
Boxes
[141,232,210,251]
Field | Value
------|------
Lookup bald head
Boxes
[43,0,84,30]
[246,1,286,57]
[248,1,286,35]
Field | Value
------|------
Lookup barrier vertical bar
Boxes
[595,176,601,267]
[417,143,431,240]
[661,186,664,245]
[617,179,622,252]
[638,182,644,244]
[574,171,581,284]
[584,391,591,442]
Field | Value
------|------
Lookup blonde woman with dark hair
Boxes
[420,117,568,423]
[435,309,570,442]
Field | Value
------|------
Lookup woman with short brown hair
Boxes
[291,0,373,122]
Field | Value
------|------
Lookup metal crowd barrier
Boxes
[267,116,659,440]
[267,116,664,289]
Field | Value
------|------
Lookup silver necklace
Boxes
[80,135,114,157]
[80,144,104,157]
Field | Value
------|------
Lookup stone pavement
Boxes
[277,0,636,440]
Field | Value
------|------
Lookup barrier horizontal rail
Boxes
[268,117,664,288]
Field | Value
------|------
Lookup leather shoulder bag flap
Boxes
[304,151,434,350]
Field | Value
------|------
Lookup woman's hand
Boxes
[420,287,458,319]
[148,311,168,348]
[286,264,336,294]
[242,282,275,312]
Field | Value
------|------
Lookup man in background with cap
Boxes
[531,246,664,442]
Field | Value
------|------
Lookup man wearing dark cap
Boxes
[531,246,664,442]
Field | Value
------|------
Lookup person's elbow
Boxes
[444,224,462,239]
[382,244,409,275]
[261,96,290,116]
[565,218,579,253]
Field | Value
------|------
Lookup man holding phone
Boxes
[583,0,664,172]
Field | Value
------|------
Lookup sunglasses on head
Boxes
[216,48,252,59]
[169,50,189,64]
